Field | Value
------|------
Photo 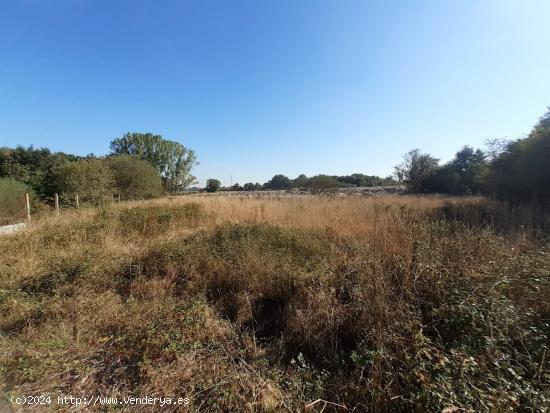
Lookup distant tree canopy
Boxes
[307,175,344,193]
[292,174,309,188]
[206,179,221,193]
[336,173,392,187]
[243,182,262,191]
[106,155,164,200]
[274,173,395,192]
[110,133,197,193]
[264,174,292,190]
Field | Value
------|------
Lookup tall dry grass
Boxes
[0,195,548,412]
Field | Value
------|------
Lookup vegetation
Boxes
[206,178,221,193]
[395,108,550,204]
[0,178,32,225]
[264,174,293,190]
[243,182,262,191]
[54,158,116,205]
[1,109,549,410]
[0,133,197,209]
[0,196,548,411]
[261,173,396,191]
[394,149,439,193]
[0,146,79,199]
[110,132,198,193]
[106,155,164,200]
[306,174,343,193]
[486,111,550,205]
[1,108,549,207]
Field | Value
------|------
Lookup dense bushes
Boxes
[106,155,164,200]
[0,178,31,224]
[487,112,550,204]
[0,146,79,199]
[55,158,116,205]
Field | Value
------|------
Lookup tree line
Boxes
[1,107,549,216]
[0,133,197,208]
[206,173,396,193]
[394,108,550,205]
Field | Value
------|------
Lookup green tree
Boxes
[424,146,487,195]
[292,174,309,188]
[106,155,163,200]
[55,158,115,205]
[487,109,550,204]
[232,183,243,191]
[109,133,197,193]
[243,182,255,191]
[0,146,79,198]
[448,146,487,194]
[264,174,292,190]
[307,175,342,193]
[206,179,221,193]
[395,149,439,193]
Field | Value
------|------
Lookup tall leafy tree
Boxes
[110,133,197,193]
[448,146,487,194]
[394,149,439,193]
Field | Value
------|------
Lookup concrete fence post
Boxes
[55,193,60,216]
[25,192,31,222]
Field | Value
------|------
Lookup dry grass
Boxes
[0,195,548,412]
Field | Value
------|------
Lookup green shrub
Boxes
[0,178,32,225]
[106,155,164,200]
[54,158,115,205]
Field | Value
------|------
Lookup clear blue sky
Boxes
[1,0,549,186]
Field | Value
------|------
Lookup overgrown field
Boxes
[1,196,549,412]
